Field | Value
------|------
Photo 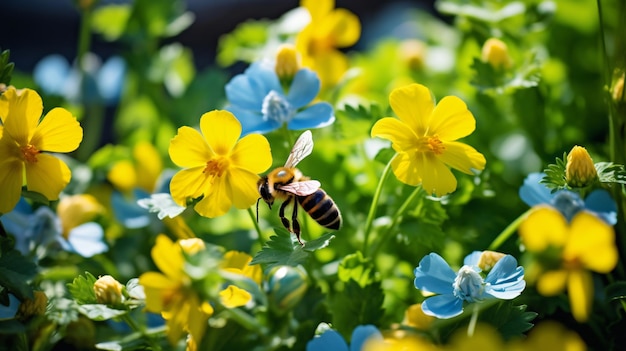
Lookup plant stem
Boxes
[467,303,480,337]
[487,208,532,251]
[362,157,394,256]
[247,207,266,248]
[121,313,162,351]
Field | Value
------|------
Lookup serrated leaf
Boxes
[0,250,37,300]
[596,162,626,185]
[67,272,98,305]
[78,304,128,321]
[250,227,334,268]
[330,280,385,340]
[481,302,537,340]
[541,152,568,191]
[337,252,376,287]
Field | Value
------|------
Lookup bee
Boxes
[257,130,341,245]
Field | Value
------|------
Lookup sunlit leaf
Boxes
[67,272,98,305]
[250,227,334,268]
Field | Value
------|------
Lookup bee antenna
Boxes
[255,197,261,223]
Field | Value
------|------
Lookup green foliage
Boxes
[251,227,335,268]
[0,250,37,301]
[217,20,270,67]
[481,302,537,340]
[0,48,14,86]
[92,4,132,41]
[67,272,98,305]
[541,152,568,191]
[330,280,385,341]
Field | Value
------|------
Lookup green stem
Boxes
[223,305,265,333]
[369,185,422,259]
[247,207,265,248]
[487,208,532,251]
[121,313,162,351]
[362,156,394,256]
[467,303,480,337]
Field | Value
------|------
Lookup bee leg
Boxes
[279,197,293,233]
[291,200,303,245]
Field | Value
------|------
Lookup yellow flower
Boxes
[402,303,434,330]
[371,84,486,196]
[0,87,83,213]
[168,110,272,218]
[507,321,587,351]
[107,141,163,193]
[296,0,361,88]
[444,323,505,351]
[363,330,439,351]
[221,251,263,285]
[518,207,617,322]
[57,194,104,238]
[139,235,213,345]
[565,145,597,188]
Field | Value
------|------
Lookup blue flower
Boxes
[225,61,334,135]
[414,252,525,319]
[519,172,617,225]
[0,294,20,321]
[307,324,383,351]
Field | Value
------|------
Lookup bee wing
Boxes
[284,130,313,168]
[278,180,321,196]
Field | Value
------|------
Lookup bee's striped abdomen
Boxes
[297,189,341,230]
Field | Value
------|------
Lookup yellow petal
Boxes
[389,84,434,136]
[230,133,272,174]
[169,126,212,168]
[371,117,417,151]
[193,176,232,218]
[133,141,163,192]
[222,251,262,284]
[107,160,137,192]
[227,168,263,209]
[536,269,568,296]
[390,151,422,186]
[31,107,82,153]
[438,141,486,174]
[566,211,618,273]
[326,8,360,48]
[0,157,24,214]
[419,156,457,196]
[310,50,348,88]
[169,167,209,206]
[200,110,241,156]
[24,153,71,201]
[0,88,42,144]
[186,294,210,346]
[138,271,176,312]
[219,285,252,308]
[151,234,184,280]
[518,207,568,252]
[429,96,476,141]
[302,0,333,21]
[567,269,593,322]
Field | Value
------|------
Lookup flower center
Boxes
[21,144,40,163]
[453,265,485,302]
[426,135,444,155]
[261,90,294,124]
[204,157,229,179]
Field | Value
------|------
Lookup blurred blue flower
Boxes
[33,53,126,105]
[225,61,334,135]
[414,252,525,319]
[0,198,107,258]
[307,324,383,351]
[519,172,617,225]
[0,294,21,321]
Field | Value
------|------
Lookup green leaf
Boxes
[470,56,541,95]
[67,272,98,305]
[0,48,13,85]
[92,4,132,41]
[596,162,626,185]
[337,252,377,287]
[0,250,37,300]
[480,302,537,340]
[216,19,270,66]
[250,227,335,268]
[330,279,385,340]
[606,281,626,302]
[541,152,568,191]
[78,304,128,321]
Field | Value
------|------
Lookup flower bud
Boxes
[16,291,47,321]
[94,275,124,305]
[565,145,597,188]
[266,265,308,314]
[612,74,625,103]
[481,38,512,70]
[477,250,506,271]
[275,44,301,84]
[399,39,427,71]
[179,237,205,255]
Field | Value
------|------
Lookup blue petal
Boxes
[550,191,585,221]
[306,329,349,351]
[484,256,526,299]
[98,56,126,104]
[585,189,618,225]
[226,105,280,136]
[0,294,21,320]
[287,103,335,130]
[414,253,456,295]
[33,54,70,95]
[350,325,383,351]
[111,191,151,228]
[519,172,552,206]
[286,68,320,109]
[421,294,464,319]
[225,62,282,111]
[463,251,483,266]
[67,223,107,258]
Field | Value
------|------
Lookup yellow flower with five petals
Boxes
[0,87,83,213]
[371,84,486,196]
[518,206,617,322]
[168,110,272,218]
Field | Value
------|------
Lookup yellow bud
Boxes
[94,275,124,305]
[17,291,47,321]
[179,237,205,255]
[566,145,598,188]
[399,39,427,71]
[402,303,434,330]
[481,38,512,70]
[477,251,506,271]
[612,74,625,103]
[275,44,301,82]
